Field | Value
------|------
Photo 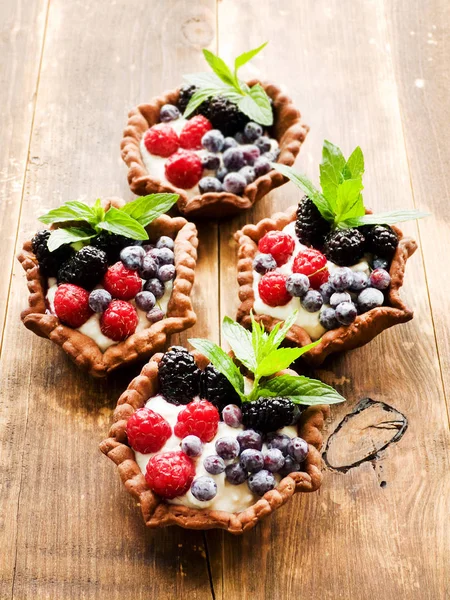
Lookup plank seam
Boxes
[202,532,217,600]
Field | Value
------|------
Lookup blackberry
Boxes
[241,397,295,433]
[31,229,74,277]
[57,245,108,290]
[362,225,399,259]
[91,231,132,263]
[324,228,365,266]
[158,347,201,405]
[295,196,331,249]
[177,84,198,114]
[200,365,241,413]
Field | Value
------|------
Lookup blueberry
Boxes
[156,236,174,251]
[223,147,245,171]
[201,129,224,153]
[237,429,262,451]
[222,404,242,428]
[286,273,310,297]
[349,271,369,292]
[198,176,223,194]
[357,287,384,312]
[191,476,217,501]
[239,166,256,185]
[158,264,176,282]
[330,291,352,308]
[215,436,240,460]
[181,435,203,457]
[263,448,285,473]
[234,132,246,144]
[253,156,271,177]
[159,104,181,122]
[301,290,323,312]
[151,247,174,266]
[253,253,277,275]
[222,137,238,151]
[143,243,155,253]
[319,281,334,303]
[139,254,158,279]
[144,278,165,299]
[279,455,301,476]
[241,144,260,165]
[240,448,264,473]
[255,136,271,153]
[89,289,112,313]
[120,245,145,270]
[135,291,156,312]
[204,455,226,475]
[266,433,290,455]
[225,463,248,485]
[369,268,391,290]
[247,470,275,496]
[373,256,389,270]
[216,167,228,182]
[319,306,339,330]
[287,437,309,462]
[335,301,357,326]
[263,148,280,162]
[329,267,353,291]
[201,153,221,171]
[146,307,164,323]
[223,172,247,195]
[244,122,263,142]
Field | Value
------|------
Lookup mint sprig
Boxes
[183,43,273,126]
[39,194,179,251]
[272,140,429,229]
[189,313,345,406]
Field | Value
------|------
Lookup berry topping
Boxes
[144,124,180,157]
[174,399,219,442]
[279,455,301,476]
[248,470,275,496]
[253,156,271,177]
[158,347,201,405]
[156,236,174,250]
[165,150,203,189]
[135,291,156,312]
[215,436,240,460]
[88,289,112,313]
[286,273,310,297]
[191,476,217,501]
[32,229,74,277]
[335,302,358,325]
[253,253,277,275]
[292,248,329,289]
[145,450,195,499]
[223,172,247,195]
[203,455,226,475]
[287,437,309,462]
[240,448,264,473]
[159,104,180,122]
[103,262,142,300]
[126,407,172,453]
[363,225,398,259]
[216,167,228,182]
[144,278,165,299]
[146,308,164,323]
[369,268,391,290]
[349,271,369,292]
[373,256,390,270]
[200,365,242,413]
[120,245,145,270]
[198,176,223,194]
[324,228,365,266]
[255,136,271,153]
[100,300,138,341]
[329,267,353,291]
[242,397,295,433]
[180,115,212,150]
[266,433,290,455]
[295,196,331,249]
[222,404,243,428]
[201,153,221,170]
[244,122,263,142]
[330,291,352,308]
[258,231,295,266]
[236,429,262,451]
[180,435,203,458]
[91,231,132,264]
[263,448,285,473]
[58,245,108,290]
[223,147,245,171]
[139,254,158,279]
[158,264,176,282]
[258,272,292,307]
[319,281,334,303]
[201,129,224,153]
[239,165,256,184]
[54,283,93,328]
[301,290,323,313]
[225,463,248,485]
[357,288,384,313]
[241,145,260,165]
[223,136,238,151]
[151,247,175,265]
[319,307,339,330]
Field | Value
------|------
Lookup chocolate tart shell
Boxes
[17,198,198,378]
[100,353,328,534]
[235,206,417,366]
[121,80,309,219]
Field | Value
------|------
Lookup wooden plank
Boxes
[0,0,49,348]
[0,0,218,598]
[212,1,450,599]
[386,0,450,405]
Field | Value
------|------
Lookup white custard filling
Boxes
[253,221,371,340]
[134,395,297,513]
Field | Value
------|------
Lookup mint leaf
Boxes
[92,199,105,222]
[263,311,299,357]
[97,207,149,240]
[251,314,267,364]
[121,194,179,226]
[345,146,364,179]
[189,338,245,398]
[47,227,95,252]
[334,177,365,224]
[234,42,268,73]
[237,84,273,126]
[256,344,319,377]
[258,374,346,405]
[39,202,95,226]
[183,72,226,89]
[183,88,218,118]
[222,316,256,372]
[202,49,239,89]
[342,209,429,228]
[322,140,346,174]
[319,140,347,208]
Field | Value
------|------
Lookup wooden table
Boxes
[1,1,449,598]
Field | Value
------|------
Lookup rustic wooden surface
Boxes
[0,0,449,599]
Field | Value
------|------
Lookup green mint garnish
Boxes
[189,313,346,406]
[183,42,273,126]
[272,140,429,229]
[39,193,179,252]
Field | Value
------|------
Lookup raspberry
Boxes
[258,231,295,266]
[100,300,138,341]
[165,150,203,189]
[145,451,195,499]
[54,283,93,328]
[174,399,219,443]
[103,262,142,300]
[144,124,179,157]
[258,272,292,307]
[179,115,212,150]
[292,248,329,289]
[126,407,172,453]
